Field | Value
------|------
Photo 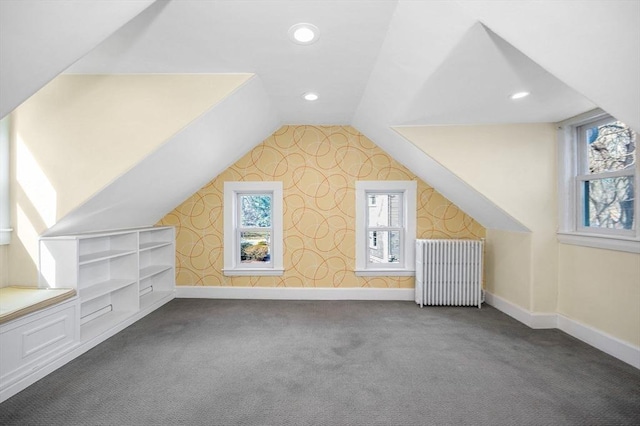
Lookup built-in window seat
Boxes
[0,286,76,324]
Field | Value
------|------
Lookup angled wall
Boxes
[8,73,255,284]
[396,124,559,313]
[0,0,156,118]
[158,125,485,287]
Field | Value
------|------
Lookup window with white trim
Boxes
[0,116,10,245]
[355,181,416,276]
[223,181,284,276]
[558,109,639,253]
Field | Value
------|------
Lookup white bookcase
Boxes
[39,226,175,344]
[138,227,175,310]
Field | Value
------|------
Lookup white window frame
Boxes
[557,109,640,253]
[355,181,416,276]
[223,181,284,276]
[0,116,11,245]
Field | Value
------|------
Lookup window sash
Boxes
[223,181,284,276]
[235,192,273,269]
[365,191,404,268]
[354,181,416,275]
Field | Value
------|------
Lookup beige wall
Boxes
[398,123,640,347]
[558,244,640,346]
[159,125,485,287]
[0,245,7,287]
[396,123,558,312]
[8,74,251,285]
[485,229,532,310]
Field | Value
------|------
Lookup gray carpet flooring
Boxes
[1,299,639,425]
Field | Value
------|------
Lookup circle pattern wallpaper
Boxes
[158,126,485,287]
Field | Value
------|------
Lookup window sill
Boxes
[222,268,284,277]
[557,232,640,254]
[354,269,415,277]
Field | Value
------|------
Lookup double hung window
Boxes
[223,182,283,275]
[558,109,639,252]
[355,181,416,276]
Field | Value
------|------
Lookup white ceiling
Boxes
[3,0,639,234]
[64,0,399,125]
[62,0,598,127]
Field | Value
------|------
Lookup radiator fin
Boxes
[415,239,484,308]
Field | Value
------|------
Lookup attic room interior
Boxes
[0,0,639,424]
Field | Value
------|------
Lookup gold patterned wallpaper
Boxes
[158,126,485,288]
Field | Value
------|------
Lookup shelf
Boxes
[139,265,172,280]
[79,249,136,265]
[140,290,174,310]
[80,310,133,342]
[79,279,137,303]
[139,241,172,252]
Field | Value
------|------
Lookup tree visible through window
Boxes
[239,194,272,263]
[223,181,283,276]
[579,118,636,230]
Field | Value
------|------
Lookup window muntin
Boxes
[355,181,416,276]
[223,182,283,276]
[366,193,403,265]
[576,117,636,233]
[237,194,272,265]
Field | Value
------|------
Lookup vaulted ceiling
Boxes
[1,0,638,235]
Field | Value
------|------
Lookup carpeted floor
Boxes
[1,299,638,425]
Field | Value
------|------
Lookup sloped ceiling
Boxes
[0,0,156,119]
[3,0,638,235]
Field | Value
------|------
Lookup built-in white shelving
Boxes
[39,227,175,343]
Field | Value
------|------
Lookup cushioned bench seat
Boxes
[0,286,76,325]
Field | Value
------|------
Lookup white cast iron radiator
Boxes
[415,239,484,308]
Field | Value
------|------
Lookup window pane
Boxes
[240,231,271,263]
[583,177,635,230]
[240,195,271,227]
[368,231,400,264]
[586,121,636,174]
[367,193,402,227]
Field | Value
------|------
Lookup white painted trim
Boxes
[557,232,640,254]
[355,180,417,273]
[223,181,284,274]
[175,286,414,301]
[354,269,415,277]
[485,291,640,369]
[557,314,640,369]
[222,268,284,276]
[556,109,640,247]
[0,292,174,403]
[484,292,557,329]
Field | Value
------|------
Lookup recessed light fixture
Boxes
[303,92,319,101]
[289,23,319,45]
[510,91,530,100]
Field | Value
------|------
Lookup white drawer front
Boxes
[1,301,77,386]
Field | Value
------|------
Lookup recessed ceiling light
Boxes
[510,91,530,100]
[289,23,319,45]
[303,92,319,101]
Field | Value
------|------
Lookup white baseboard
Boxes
[485,291,640,369]
[556,314,640,369]
[484,292,557,329]
[176,286,414,301]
